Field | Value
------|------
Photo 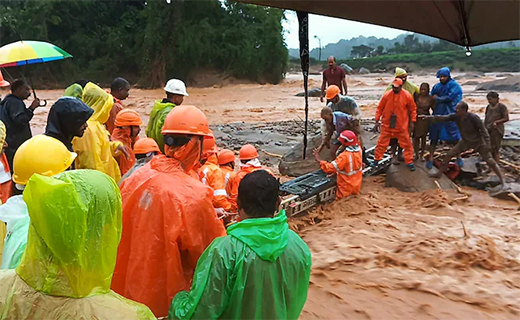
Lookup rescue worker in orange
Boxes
[111,109,143,176]
[229,144,272,211]
[314,130,362,199]
[119,138,161,184]
[106,78,130,135]
[218,149,236,201]
[0,121,12,203]
[374,78,417,171]
[112,105,226,318]
[199,135,232,213]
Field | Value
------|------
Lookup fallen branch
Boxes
[434,180,442,191]
[450,195,469,203]
[370,134,378,140]
[261,149,283,158]
[454,184,471,197]
[508,193,520,206]
[500,159,520,171]
[461,221,469,238]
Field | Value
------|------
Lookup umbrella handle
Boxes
[39,99,47,107]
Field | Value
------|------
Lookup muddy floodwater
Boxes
[5,72,520,319]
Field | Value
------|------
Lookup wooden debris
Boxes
[461,221,469,238]
[370,134,378,140]
[500,159,520,171]
[434,180,442,191]
[261,149,283,158]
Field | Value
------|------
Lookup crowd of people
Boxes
[0,77,311,319]
[318,59,509,200]
[0,60,511,318]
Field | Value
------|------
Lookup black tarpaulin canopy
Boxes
[236,0,520,158]
[239,0,520,47]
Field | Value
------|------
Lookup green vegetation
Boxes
[0,0,288,88]
[338,48,520,73]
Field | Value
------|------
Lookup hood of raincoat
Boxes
[82,82,114,124]
[45,97,94,151]
[149,99,175,124]
[16,169,122,298]
[227,210,289,262]
[395,67,407,77]
[64,84,83,100]
[436,67,451,78]
[165,136,203,173]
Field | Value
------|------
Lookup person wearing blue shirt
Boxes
[427,67,463,169]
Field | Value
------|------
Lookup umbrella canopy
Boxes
[0,40,72,68]
[237,0,520,47]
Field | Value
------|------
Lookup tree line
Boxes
[0,0,288,88]
[350,35,461,58]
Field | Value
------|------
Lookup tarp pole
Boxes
[297,11,309,159]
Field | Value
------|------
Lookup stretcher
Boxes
[279,146,392,217]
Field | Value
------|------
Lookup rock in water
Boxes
[475,76,520,92]
[279,135,333,177]
[488,183,520,199]
[386,162,455,192]
[359,67,371,75]
[339,63,353,74]
[295,87,322,97]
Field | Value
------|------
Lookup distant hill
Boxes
[288,33,520,60]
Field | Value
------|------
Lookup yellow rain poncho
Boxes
[0,169,155,319]
[385,67,420,97]
[72,82,122,182]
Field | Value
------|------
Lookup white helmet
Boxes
[164,79,189,96]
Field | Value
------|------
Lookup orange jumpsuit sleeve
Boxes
[320,153,349,174]
[207,169,232,211]
[375,92,387,122]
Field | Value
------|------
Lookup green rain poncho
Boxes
[64,83,84,100]
[170,210,312,320]
[0,170,155,319]
[146,99,175,152]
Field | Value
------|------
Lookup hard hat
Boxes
[13,135,77,185]
[0,121,6,147]
[0,71,10,87]
[115,109,143,127]
[338,130,358,146]
[325,85,340,100]
[133,137,160,154]
[239,144,259,160]
[392,78,403,87]
[164,79,189,96]
[218,149,235,165]
[203,134,217,154]
[161,105,211,137]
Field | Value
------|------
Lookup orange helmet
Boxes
[325,85,340,100]
[115,109,143,127]
[203,134,217,154]
[218,149,235,165]
[161,105,211,137]
[0,70,10,87]
[239,144,258,160]
[133,137,160,154]
[338,130,358,146]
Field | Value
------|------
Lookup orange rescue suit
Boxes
[199,154,232,211]
[106,98,124,135]
[220,165,236,200]
[112,155,226,317]
[111,127,136,176]
[320,146,363,199]
[375,89,417,164]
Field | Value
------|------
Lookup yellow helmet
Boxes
[13,135,77,185]
[0,120,6,147]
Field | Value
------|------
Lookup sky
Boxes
[283,11,407,49]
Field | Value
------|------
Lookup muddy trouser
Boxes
[488,129,503,155]
[446,140,496,166]
[375,129,414,164]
